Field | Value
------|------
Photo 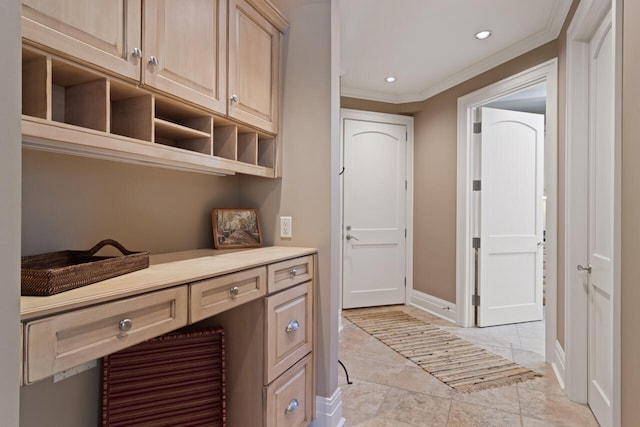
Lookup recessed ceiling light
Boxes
[384,76,397,83]
[475,30,492,40]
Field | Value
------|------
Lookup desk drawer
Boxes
[24,286,188,384]
[268,256,313,294]
[265,282,312,383]
[265,354,314,427]
[190,266,266,323]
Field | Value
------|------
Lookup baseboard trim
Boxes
[551,339,566,390]
[313,387,345,427]
[410,290,457,323]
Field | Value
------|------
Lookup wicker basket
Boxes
[102,327,226,427]
[21,239,149,296]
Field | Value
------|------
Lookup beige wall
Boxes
[21,151,240,255]
[18,0,339,423]
[342,43,559,302]
[621,0,640,423]
[340,4,580,343]
[20,151,240,426]
[0,0,21,425]
[411,40,558,303]
[240,0,337,399]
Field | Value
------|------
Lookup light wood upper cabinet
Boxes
[20,0,288,177]
[228,0,284,133]
[21,0,142,81]
[143,0,227,114]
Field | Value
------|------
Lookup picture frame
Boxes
[211,208,263,249]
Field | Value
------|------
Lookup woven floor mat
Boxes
[343,310,541,392]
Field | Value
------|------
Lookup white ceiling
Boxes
[340,0,572,104]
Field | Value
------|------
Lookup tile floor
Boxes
[338,305,599,426]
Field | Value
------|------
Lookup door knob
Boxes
[577,264,592,273]
[147,56,159,66]
[130,47,142,59]
[346,234,359,241]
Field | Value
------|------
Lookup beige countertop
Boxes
[21,246,317,320]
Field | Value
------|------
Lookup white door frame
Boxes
[564,1,621,424]
[455,60,558,360]
[339,108,414,310]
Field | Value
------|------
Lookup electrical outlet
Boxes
[280,216,292,238]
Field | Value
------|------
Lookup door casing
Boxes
[456,59,559,363]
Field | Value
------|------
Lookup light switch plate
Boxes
[280,216,292,238]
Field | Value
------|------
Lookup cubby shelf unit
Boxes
[21,46,278,178]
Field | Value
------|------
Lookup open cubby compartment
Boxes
[257,135,276,168]
[50,57,108,132]
[237,132,258,165]
[213,123,238,161]
[22,47,49,119]
[110,80,153,142]
[153,96,213,155]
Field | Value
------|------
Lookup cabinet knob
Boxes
[118,318,133,332]
[286,319,300,333]
[148,56,159,66]
[289,269,297,277]
[130,47,142,59]
[285,398,299,415]
[230,286,240,297]
[230,94,239,103]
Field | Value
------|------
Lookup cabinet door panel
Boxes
[143,0,227,114]
[22,0,141,80]
[229,0,279,133]
[265,282,313,383]
[265,355,314,427]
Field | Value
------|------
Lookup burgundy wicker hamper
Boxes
[102,327,226,427]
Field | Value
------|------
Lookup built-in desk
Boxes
[20,246,317,427]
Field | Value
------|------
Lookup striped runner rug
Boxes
[343,310,541,392]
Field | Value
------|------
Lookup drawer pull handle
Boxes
[230,286,240,297]
[285,398,299,415]
[289,269,297,277]
[118,318,133,332]
[286,320,300,333]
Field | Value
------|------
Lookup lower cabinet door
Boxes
[264,354,314,427]
[265,281,313,383]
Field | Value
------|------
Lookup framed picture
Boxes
[211,208,263,249]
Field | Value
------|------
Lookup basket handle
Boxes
[88,239,137,256]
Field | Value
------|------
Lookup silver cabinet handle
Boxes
[230,286,240,297]
[346,234,359,241]
[285,398,299,414]
[131,47,142,58]
[286,320,300,333]
[289,269,297,277]
[148,56,159,66]
[118,318,133,332]
[230,94,239,103]
[577,264,592,273]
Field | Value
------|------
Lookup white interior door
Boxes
[585,10,614,427]
[478,107,545,327]
[342,115,407,309]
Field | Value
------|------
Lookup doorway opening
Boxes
[456,59,559,368]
